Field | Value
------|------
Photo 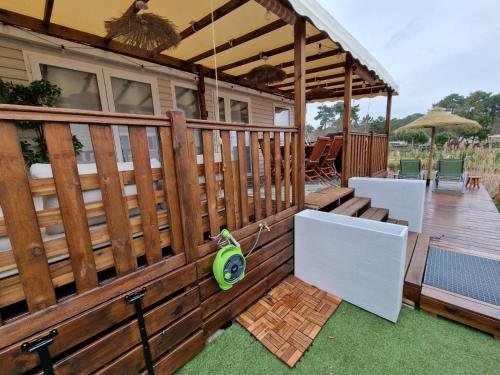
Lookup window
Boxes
[230,99,249,124]
[274,106,291,126]
[174,84,202,154]
[30,53,162,163]
[174,86,200,119]
[109,76,159,161]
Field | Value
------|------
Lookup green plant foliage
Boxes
[314,102,360,131]
[400,130,430,145]
[0,79,82,166]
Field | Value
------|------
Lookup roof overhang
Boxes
[0,0,398,102]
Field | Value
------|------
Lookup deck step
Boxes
[403,233,430,305]
[387,218,409,226]
[330,197,371,217]
[305,187,354,211]
[360,207,389,222]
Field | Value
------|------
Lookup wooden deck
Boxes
[420,186,500,337]
[422,186,500,256]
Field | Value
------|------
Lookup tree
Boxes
[400,130,429,145]
[313,102,360,131]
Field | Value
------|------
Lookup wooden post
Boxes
[367,131,374,177]
[294,17,306,209]
[169,111,202,263]
[341,54,353,187]
[385,90,393,172]
[427,127,436,186]
[197,65,208,120]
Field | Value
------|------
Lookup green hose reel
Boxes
[212,229,245,290]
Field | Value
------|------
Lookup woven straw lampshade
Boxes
[396,107,481,185]
[105,1,180,52]
[246,64,287,85]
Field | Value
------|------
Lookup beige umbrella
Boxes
[395,107,481,185]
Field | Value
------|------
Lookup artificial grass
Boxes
[177,302,500,374]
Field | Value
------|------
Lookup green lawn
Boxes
[178,302,500,375]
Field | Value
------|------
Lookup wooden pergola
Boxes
[0,0,397,190]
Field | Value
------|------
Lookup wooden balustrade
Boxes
[0,104,299,325]
[347,131,388,179]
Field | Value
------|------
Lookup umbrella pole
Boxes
[426,127,436,186]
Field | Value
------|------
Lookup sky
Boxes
[306,0,500,127]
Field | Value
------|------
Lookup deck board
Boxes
[304,187,354,211]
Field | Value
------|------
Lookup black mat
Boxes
[423,246,500,306]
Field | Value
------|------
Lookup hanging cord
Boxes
[210,0,220,121]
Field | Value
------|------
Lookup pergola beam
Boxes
[152,0,249,56]
[277,49,342,71]
[284,61,345,79]
[42,0,54,29]
[271,71,346,89]
[0,9,292,99]
[187,19,287,63]
[255,0,297,25]
[219,32,328,72]
[280,78,365,93]
[306,84,388,101]
[352,60,378,85]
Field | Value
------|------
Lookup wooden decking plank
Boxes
[420,285,500,337]
[404,232,419,275]
[360,207,389,222]
[405,234,430,287]
[305,187,354,210]
[331,197,371,217]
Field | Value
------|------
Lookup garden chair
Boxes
[305,137,330,181]
[396,159,424,180]
[318,136,342,179]
[434,159,468,193]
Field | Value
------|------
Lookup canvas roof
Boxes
[0,0,398,101]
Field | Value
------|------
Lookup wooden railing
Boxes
[0,105,298,320]
[348,131,388,178]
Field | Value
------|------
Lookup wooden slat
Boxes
[202,129,220,236]
[291,132,298,206]
[221,130,236,230]
[158,127,184,252]
[263,132,273,217]
[44,122,98,292]
[283,132,291,209]
[0,261,194,374]
[0,121,56,313]
[128,126,162,264]
[274,132,282,212]
[341,54,353,187]
[89,124,137,276]
[170,111,203,262]
[251,132,262,221]
[405,234,430,287]
[237,131,249,226]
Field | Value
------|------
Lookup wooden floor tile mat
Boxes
[236,275,341,367]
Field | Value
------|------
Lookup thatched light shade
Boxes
[246,64,287,85]
[307,86,333,97]
[105,1,180,52]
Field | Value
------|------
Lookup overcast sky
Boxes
[306,0,500,127]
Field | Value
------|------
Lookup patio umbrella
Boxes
[395,107,481,185]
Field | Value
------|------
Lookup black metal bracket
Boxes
[21,329,58,375]
[125,287,155,375]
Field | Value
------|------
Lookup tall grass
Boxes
[388,143,500,197]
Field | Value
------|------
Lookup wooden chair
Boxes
[318,136,342,179]
[305,137,330,181]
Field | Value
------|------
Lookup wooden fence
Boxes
[348,131,388,178]
[0,104,297,374]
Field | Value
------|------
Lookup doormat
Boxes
[236,275,341,367]
[424,246,500,306]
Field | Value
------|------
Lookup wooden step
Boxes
[387,218,409,226]
[330,197,371,217]
[305,187,354,211]
[360,207,389,222]
[403,233,430,305]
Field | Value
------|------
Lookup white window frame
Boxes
[26,52,162,162]
[216,91,253,124]
[273,104,292,127]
